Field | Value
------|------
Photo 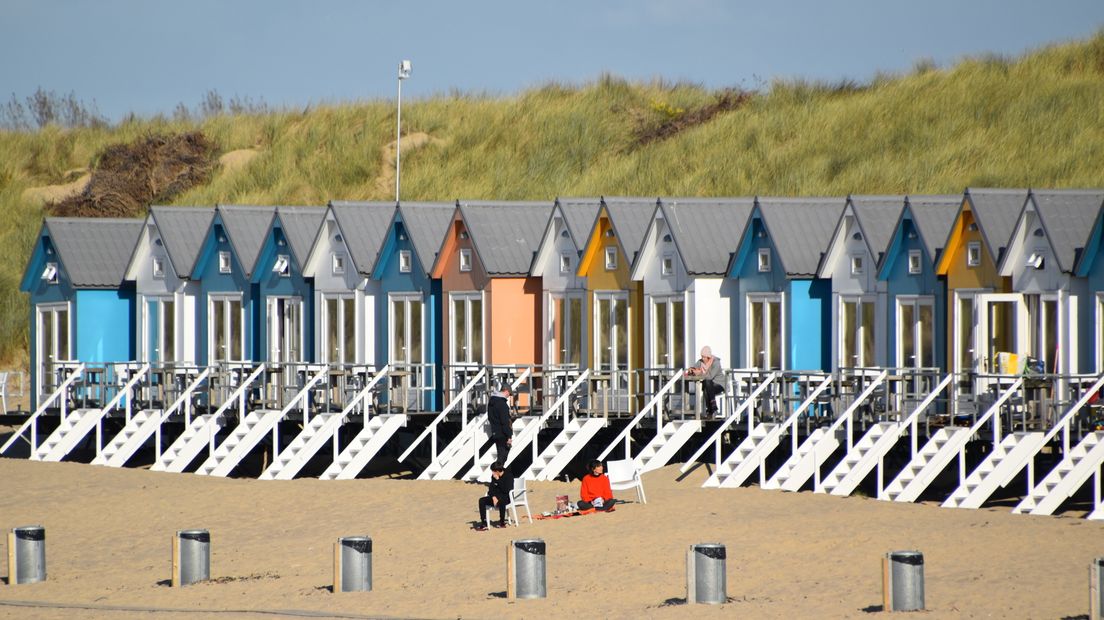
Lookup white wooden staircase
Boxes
[883,377,1023,503]
[463,415,542,482]
[633,419,702,473]
[262,365,391,480]
[525,417,608,481]
[1013,432,1104,516]
[195,367,328,477]
[0,363,85,457]
[942,432,1047,509]
[397,369,487,479]
[318,414,409,480]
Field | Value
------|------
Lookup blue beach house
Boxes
[1073,192,1104,372]
[877,195,960,373]
[728,197,842,371]
[21,217,143,404]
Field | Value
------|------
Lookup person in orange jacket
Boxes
[578,459,617,511]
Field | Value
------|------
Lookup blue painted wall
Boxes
[789,279,830,371]
[880,213,948,371]
[373,218,442,409]
[1081,217,1104,372]
[74,288,136,362]
[193,218,255,363]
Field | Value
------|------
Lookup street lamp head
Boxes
[398,60,412,80]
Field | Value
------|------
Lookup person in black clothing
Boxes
[487,384,513,466]
[475,463,514,530]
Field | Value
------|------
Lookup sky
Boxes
[3,0,1104,121]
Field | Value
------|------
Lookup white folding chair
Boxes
[0,372,8,413]
[606,458,647,504]
[485,477,532,528]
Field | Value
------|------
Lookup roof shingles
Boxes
[47,218,143,288]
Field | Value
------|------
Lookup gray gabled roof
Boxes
[657,197,754,275]
[964,188,1028,263]
[601,197,658,266]
[553,197,603,249]
[397,202,457,275]
[1029,189,1104,273]
[846,195,905,267]
[457,201,550,275]
[149,206,215,278]
[328,201,395,275]
[904,195,961,262]
[276,206,326,268]
[45,217,143,288]
[216,205,277,277]
[756,197,845,277]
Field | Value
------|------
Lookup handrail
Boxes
[0,363,85,455]
[597,369,684,461]
[1041,373,1104,454]
[966,377,1025,443]
[341,364,389,421]
[504,369,590,467]
[154,367,212,460]
[823,370,887,451]
[270,366,328,460]
[210,364,267,420]
[94,364,150,458]
[680,372,778,473]
[899,373,954,459]
[398,368,487,463]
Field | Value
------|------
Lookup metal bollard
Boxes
[1091,557,1104,620]
[6,526,46,584]
[333,537,372,593]
[507,539,546,599]
[172,529,210,587]
[882,550,924,612]
[686,543,726,604]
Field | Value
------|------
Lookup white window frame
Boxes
[331,253,346,275]
[42,262,58,284]
[850,254,864,276]
[661,253,674,277]
[746,293,784,369]
[35,301,72,399]
[604,246,618,271]
[966,241,982,267]
[593,291,630,390]
[907,250,922,275]
[757,248,771,273]
[273,254,290,277]
[1097,293,1104,373]
[218,251,232,274]
[839,295,877,368]
[208,294,245,364]
[267,296,304,364]
[651,295,686,368]
[390,293,425,367]
[399,250,412,273]
[140,295,176,363]
[559,253,571,274]
[895,295,935,369]
[320,293,356,364]
[152,256,165,279]
[459,248,472,272]
[450,291,484,367]
[547,291,585,367]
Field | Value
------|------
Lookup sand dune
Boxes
[0,458,1100,619]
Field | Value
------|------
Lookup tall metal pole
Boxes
[395,73,402,202]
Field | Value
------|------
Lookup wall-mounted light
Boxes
[277,237,286,247]
[41,263,57,282]
[1032,228,1044,237]
[907,230,917,239]
[398,232,407,241]
[967,223,978,232]
[1026,252,1044,269]
[756,229,766,239]
[217,235,226,243]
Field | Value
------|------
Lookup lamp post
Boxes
[396,59,411,202]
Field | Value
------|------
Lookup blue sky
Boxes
[3,0,1103,120]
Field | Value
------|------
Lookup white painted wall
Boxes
[130,223,198,364]
[688,277,734,368]
[827,214,887,369]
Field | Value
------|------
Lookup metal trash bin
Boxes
[686,543,726,604]
[172,529,210,587]
[1091,557,1104,620]
[334,536,372,593]
[883,550,924,611]
[507,539,546,599]
[7,526,46,584]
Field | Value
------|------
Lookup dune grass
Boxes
[1,32,1103,366]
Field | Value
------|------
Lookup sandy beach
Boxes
[0,457,1100,619]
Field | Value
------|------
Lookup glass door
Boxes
[321,294,356,365]
[209,295,244,364]
[390,294,424,367]
[450,292,483,367]
[976,293,1027,374]
[548,292,584,367]
[840,296,876,368]
[1024,294,1060,374]
[747,294,782,369]
[652,296,686,369]
[267,297,303,364]
[142,296,176,364]
[595,292,629,390]
[35,303,70,400]
[897,297,934,370]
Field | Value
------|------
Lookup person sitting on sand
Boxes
[475,463,514,530]
[578,459,617,511]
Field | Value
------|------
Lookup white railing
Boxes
[153,367,212,460]
[94,364,151,458]
[807,370,887,490]
[272,366,329,460]
[0,363,85,456]
[597,369,684,462]
[1041,373,1104,455]
[505,369,591,468]
[398,368,487,464]
[329,364,390,464]
[680,372,779,473]
[900,374,954,461]
[205,364,267,454]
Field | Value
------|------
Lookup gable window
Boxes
[332,253,346,275]
[559,253,571,274]
[459,248,472,272]
[661,254,674,277]
[850,255,864,276]
[42,262,59,284]
[152,257,165,278]
[966,241,981,267]
[218,251,232,274]
[757,248,771,273]
[273,254,290,277]
[604,247,617,271]
[399,250,412,273]
[907,250,922,275]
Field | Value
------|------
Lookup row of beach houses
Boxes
[20,188,1104,410]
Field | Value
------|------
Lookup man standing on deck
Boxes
[487,383,513,466]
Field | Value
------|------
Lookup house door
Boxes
[1024,294,1061,374]
[390,294,424,367]
[652,296,686,369]
[450,292,483,368]
[209,296,244,364]
[840,296,876,368]
[897,297,935,370]
[595,292,630,390]
[267,297,303,364]
[548,292,583,367]
[35,303,70,400]
[142,297,176,364]
[321,295,356,364]
[976,293,1027,374]
[748,294,782,369]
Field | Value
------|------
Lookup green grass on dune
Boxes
[1,33,1103,365]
